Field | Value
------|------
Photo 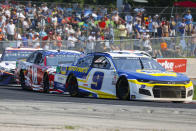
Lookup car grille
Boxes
[153,86,186,98]
[151,81,189,84]
[139,88,151,96]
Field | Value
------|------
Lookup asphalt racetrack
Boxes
[0,85,196,131]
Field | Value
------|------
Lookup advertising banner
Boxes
[157,59,187,73]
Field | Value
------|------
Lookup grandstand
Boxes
[0,0,195,58]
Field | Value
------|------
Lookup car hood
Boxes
[117,69,190,82]
[0,61,16,71]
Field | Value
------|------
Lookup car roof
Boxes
[42,50,82,56]
[110,50,152,57]
[108,52,149,58]
[5,47,42,51]
[88,51,150,58]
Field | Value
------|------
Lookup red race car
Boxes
[15,50,82,93]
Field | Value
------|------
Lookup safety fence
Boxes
[0,36,196,58]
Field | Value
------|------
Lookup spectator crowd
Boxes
[0,0,196,56]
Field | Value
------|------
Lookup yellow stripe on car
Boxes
[77,73,90,83]
[78,86,117,99]
[136,70,177,77]
[128,79,193,88]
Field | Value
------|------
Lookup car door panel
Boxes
[75,55,94,88]
[24,52,38,87]
[83,55,116,97]
[31,53,45,87]
[24,62,34,87]
[88,68,116,96]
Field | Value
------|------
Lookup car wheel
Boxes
[20,71,27,90]
[67,76,79,97]
[116,77,130,100]
[43,75,49,93]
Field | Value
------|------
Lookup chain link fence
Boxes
[0,35,196,58]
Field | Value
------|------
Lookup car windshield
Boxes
[46,54,80,66]
[113,57,165,71]
[1,50,34,61]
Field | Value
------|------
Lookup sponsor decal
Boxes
[67,66,88,73]
[60,67,67,74]
[157,59,187,73]
[83,83,88,86]
[54,74,66,84]
[112,75,118,85]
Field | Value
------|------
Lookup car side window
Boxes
[27,52,37,63]
[76,59,84,67]
[92,56,111,69]
[77,56,93,67]
[34,53,43,65]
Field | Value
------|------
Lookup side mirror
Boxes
[109,67,115,70]
[152,56,157,59]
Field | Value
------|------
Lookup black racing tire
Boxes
[116,77,130,100]
[43,74,49,93]
[20,71,27,90]
[67,76,79,97]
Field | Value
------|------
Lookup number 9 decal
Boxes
[91,72,104,90]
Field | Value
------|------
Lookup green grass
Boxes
[193,85,196,100]
[64,125,75,130]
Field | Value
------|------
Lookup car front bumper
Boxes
[0,70,16,85]
[128,80,194,102]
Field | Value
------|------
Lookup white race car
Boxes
[0,47,41,85]
[53,52,193,102]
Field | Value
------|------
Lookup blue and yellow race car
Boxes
[53,52,193,102]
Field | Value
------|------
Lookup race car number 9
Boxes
[91,72,104,90]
